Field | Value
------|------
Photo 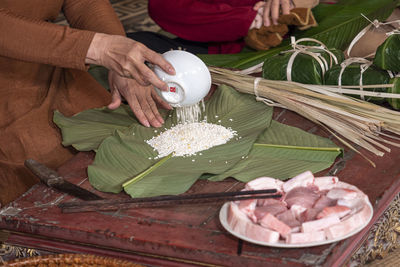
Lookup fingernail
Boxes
[144,120,150,127]
[154,121,162,127]
[159,118,164,124]
[169,67,175,74]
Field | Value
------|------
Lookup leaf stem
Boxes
[254,143,342,152]
[122,154,173,188]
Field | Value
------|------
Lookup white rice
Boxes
[175,100,205,124]
[146,100,237,158]
[146,121,237,158]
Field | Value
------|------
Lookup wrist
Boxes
[86,33,108,65]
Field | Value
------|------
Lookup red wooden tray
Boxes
[1,108,400,267]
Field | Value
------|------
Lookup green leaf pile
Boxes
[199,0,397,69]
[54,85,341,198]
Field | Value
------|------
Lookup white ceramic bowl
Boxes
[154,50,211,107]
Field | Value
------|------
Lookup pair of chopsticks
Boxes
[58,189,281,213]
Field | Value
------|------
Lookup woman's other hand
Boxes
[107,71,172,128]
[86,33,175,91]
[253,0,293,27]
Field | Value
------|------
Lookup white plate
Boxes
[219,184,373,248]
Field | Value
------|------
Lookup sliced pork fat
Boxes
[290,204,307,221]
[301,214,341,233]
[257,197,286,207]
[327,188,359,200]
[324,203,372,239]
[245,177,284,192]
[259,213,292,237]
[316,205,351,219]
[286,231,326,244]
[228,202,280,243]
[284,186,320,209]
[313,195,337,210]
[337,198,365,212]
[254,203,288,221]
[283,171,315,193]
[238,199,257,222]
[228,202,252,235]
[276,210,301,228]
[226,173,372,245]
[299,208,320,222]
[314,176,339,191]
[245,222,280,243]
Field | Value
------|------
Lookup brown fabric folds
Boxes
[245,30,283,51]
[258,24,290,36]
[245,8,318,51]
[278,8,318,30]
[0,0,125,206]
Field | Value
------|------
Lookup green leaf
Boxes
[89,85,273,196]
[374,34,400,72]
[208,121,342,182]
[53,106,139,151]
[199,0,397,69]
[54,86,340,198]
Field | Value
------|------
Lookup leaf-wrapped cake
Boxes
[387,77,400,109]
[262,38,344,85]
[373,33,400,72]
[324,58,391,104]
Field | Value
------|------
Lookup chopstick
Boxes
[59,189,280,213]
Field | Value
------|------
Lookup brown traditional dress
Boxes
[0,0,125,205]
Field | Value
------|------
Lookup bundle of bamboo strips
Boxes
[208,66,400,166]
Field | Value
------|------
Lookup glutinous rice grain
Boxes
[146,122,237,158]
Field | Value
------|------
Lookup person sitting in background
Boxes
[127,0,319,54]
[0,0,175,206]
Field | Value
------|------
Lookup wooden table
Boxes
[1,108,400,267]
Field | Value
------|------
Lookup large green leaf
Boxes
[54,106,140,151]
[199,0,397,69]
[89,85,273,196]
[208,121,341,182]
[54,85,341,198]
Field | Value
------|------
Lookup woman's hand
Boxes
[86,33,175,91]
[107,70,172,128]
[253,0,293,27]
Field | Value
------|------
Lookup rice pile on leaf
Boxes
[54,85,340,198]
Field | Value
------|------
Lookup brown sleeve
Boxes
[0,8,94,70]
[63,0,125,36]
[292,0,319,8]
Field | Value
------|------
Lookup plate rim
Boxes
[219,184,374,248]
